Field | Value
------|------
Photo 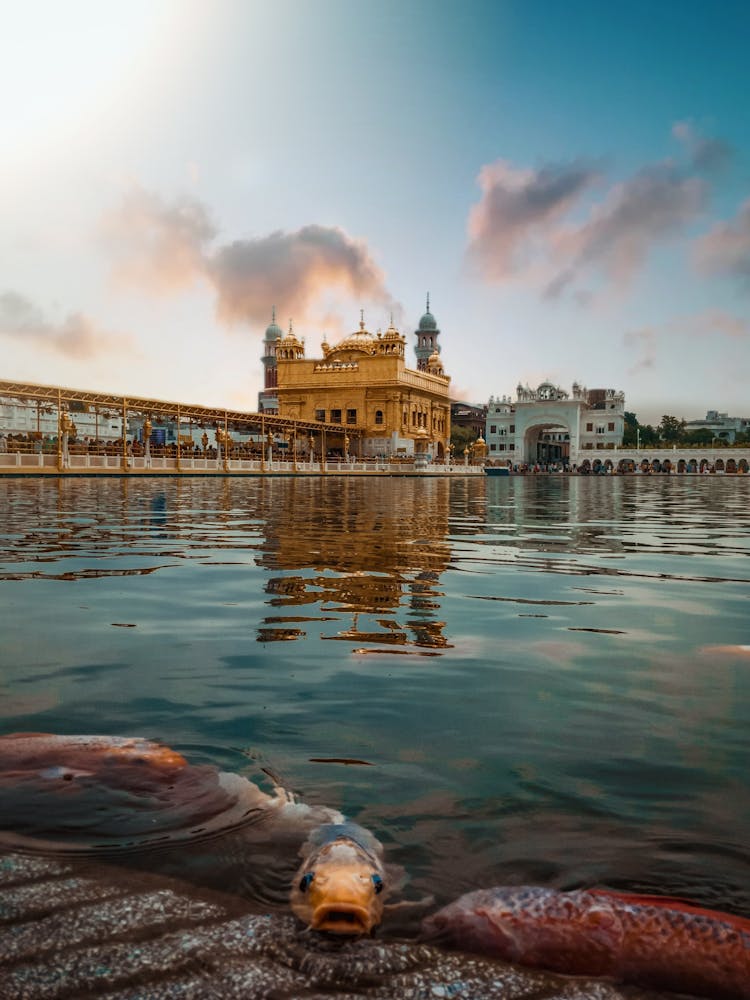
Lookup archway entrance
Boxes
[522,422,571,465]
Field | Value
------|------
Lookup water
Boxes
[1,475,749,922]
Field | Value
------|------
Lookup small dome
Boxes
[382,321,403,341]
[418,293,437,331]
[264,307,283,342]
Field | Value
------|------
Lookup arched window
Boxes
[375,410,383,425]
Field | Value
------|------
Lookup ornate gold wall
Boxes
[275,342,451,459]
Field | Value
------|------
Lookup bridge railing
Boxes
[0,451,484,475]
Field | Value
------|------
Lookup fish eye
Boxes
[371,874,383,894]
[299,872,314,892]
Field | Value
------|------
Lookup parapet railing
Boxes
[0,451,484,476]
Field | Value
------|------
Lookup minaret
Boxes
[414,293,440,371]
[259,306,283,412]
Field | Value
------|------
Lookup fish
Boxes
[289,821,389,935]
[421,885,750,1000]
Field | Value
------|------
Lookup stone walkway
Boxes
[0,852,670,1000]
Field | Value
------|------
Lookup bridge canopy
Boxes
[0,379,359,437]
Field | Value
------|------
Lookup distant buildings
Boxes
[257,299,452,460]
[684,410,750,444]
[485,381,625,464]
[0,398,124,440]
[450,401,487,437]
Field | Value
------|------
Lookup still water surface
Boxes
[1,475,748,919]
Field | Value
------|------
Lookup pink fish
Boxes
[422,885,750,999]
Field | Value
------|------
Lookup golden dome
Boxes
[426,350,444,375]
[381,318,404,341]
[327,313,377,358]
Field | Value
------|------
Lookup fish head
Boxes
[422,887,525,958]
[422,886,623,972]
[290,827,387,936]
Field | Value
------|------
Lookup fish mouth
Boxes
[312,902,373,935]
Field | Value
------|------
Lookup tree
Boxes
[450,425,477,453]
[658,415,686,443]
[639,423,659,446]
[622,411,639,447]
[683,428,713,445]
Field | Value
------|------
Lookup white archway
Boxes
[520,419,573,464]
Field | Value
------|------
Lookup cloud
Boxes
[101,186,216,294]
[623,328,657,374]
[101,186,394,329]
[623,308,749,376]
[672,121,734,172]
[210,226,392,327]
[466,160,599,281]
[693,199,750,287]
[467,154,707,301]
[0,291,135,358]
[678,308,749,339]
[547,165,707,297]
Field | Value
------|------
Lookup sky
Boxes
[1,0,749,425]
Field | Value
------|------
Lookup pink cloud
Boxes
[101,185,216,294]
[0,291,135,358]
[679,309,749,339]
[671,120,734,172]
[549,166,706,297]
[467,153,707,302]
[209,225,393,327]
[101,186,395,329]
[466,160,598,281]
[693,199,750,287]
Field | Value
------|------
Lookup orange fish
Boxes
[422,885,750,999]
[290,822,388,935]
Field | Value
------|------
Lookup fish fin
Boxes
[384,895,435,915]
[384,862,408,893]
[589,889,750,933]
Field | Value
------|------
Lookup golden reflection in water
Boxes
[256,478,453,651]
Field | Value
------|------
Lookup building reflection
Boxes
[255,478,453,651]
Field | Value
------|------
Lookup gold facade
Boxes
[273,320,451,459]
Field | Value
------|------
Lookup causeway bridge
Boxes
[0,379,481,477]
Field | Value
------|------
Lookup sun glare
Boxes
[0,1,196,154]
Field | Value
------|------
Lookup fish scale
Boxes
[0,852,663,1000]
[423,885,750,1000]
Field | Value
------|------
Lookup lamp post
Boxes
[215,426,223,468]
[60,410,72,468]
[143,416,152,468]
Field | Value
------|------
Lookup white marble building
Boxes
[485,381,625,465]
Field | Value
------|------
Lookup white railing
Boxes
[0,452,485,475]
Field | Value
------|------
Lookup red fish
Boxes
[421,885,750,1000]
